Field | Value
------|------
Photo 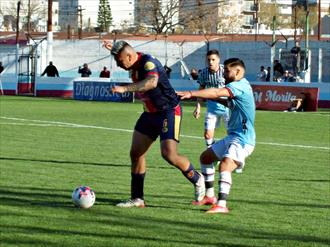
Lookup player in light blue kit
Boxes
[178,58,256,213]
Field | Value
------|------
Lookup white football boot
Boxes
[116,198,145,208]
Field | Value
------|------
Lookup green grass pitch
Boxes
[0,96,329,247]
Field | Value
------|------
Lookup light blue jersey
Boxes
[198,66,227,115]
[225,78,256,146]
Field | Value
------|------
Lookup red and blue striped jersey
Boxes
[131,53,179,112]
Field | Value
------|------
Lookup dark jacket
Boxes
[78,67,92,77]
[41,65,59,77]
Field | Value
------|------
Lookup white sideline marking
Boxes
[1,116,329,150]
[0,116,133,133]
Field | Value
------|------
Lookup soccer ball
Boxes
[72,186,96,208]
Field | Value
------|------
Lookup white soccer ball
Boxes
[72,186,96,208]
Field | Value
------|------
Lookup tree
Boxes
[0,0,44,32]
[135,0,225,34]
[182,0,217,34]
[293,4,318,34]
[258,1,281,29]
[216,2,244,34]
[182,1,245,35]
[135,0,183,34]
[97,0,113,32]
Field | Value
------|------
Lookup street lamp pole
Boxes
[47,0,53,64]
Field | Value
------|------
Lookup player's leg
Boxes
[117,130,154,208]
[206,140,254,214]
[160,105,205,202]
[117,112,157,208]
[130,130,154,196]
[160,139,205,202]
[204,112,217,148]
[194,112,220,205]
[192,146,220,205]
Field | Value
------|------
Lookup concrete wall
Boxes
[1,39,330,82]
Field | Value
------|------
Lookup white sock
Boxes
[205,138,214,148]
[218,200,227,207]
[206,188,215,197]
[201,163,215,197]
[218,171,232,207]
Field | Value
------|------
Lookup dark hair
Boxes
[111,41,130,56]
[224,58,245,69]
[207,49,220,57]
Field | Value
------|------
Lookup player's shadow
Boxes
[0,186,72,208]
[0,156,126,168]
[279,178,330,183]
[0,156,174,170]
[232,198,329,209]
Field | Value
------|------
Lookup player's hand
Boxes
[193,106,200,119]
[177,91,192,100]
[103,40,113,51]
[112,85,126,94]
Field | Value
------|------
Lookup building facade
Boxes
[58,0,134,31]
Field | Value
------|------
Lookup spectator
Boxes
[281,70,295,82]
[99,66,110,78]
[163,65,172,78]
[41,61,59,77]
[78,63,92,77]
[273,60,284,81]
[285,92,306,112]
[266,66,271,81]
[0,62,4,74]
[190,68,199,80]
[257,66,268,81]
[291,41,301,76]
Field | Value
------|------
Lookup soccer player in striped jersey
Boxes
[178,58,256,213]
[192,49,230,205]
[104,41,205,208]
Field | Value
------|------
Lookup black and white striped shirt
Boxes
[197,65,227,114]
[197,65,225,89]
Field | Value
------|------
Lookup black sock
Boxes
[131,173,145,200]
[182,164,200,184]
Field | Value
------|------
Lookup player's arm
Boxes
[112,74,158,93]
[291,98,303,108]
[213,97,229,107]
[193,85,204,119]
[178,87,231,100]
[196,85,205,105]
[103,40,112,51]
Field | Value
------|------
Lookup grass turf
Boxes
[0,96,329,247]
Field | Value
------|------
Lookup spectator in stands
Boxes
[266,66,271,81]
[285,92,306,112]
[0,62,4,74]
[273,60,284,81]
[190,68,199,80]
[291,41,301,76]
[163,65,172,79]
[281,70,295,82]
[78,63,92,77]
[99,66,110,78]
[257,65,268,81]
[41,61,59,77]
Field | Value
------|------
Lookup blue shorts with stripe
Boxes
[135,104,182,142]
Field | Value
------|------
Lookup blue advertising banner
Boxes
[73,81,133,102]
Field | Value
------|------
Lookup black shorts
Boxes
[135,104,182,142]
